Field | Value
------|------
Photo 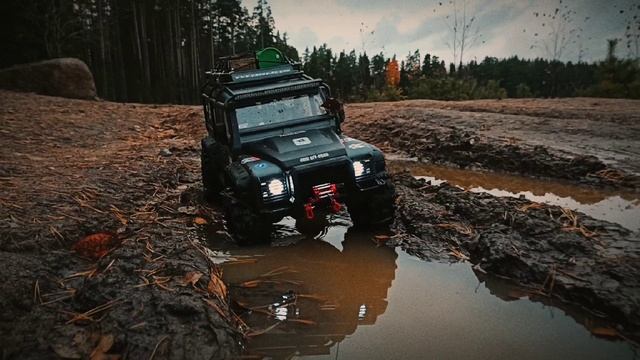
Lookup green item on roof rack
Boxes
[256,47,286,69]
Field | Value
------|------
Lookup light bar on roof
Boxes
[233,82,320,101]
[231,65,295,82]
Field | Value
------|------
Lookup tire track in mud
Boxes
[344,102,640,189]
[2,91,639,356]
[391,172,640,343]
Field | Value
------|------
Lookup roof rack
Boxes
[205,48,302,85]
[212,48,300,73]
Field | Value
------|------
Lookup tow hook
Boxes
[305,203,315,220]
[330,198,342,213]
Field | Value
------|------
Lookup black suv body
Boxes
[200,50,395,243]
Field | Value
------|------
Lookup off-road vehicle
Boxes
[200,48,395,244]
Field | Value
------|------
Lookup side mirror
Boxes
[321,98,345,124]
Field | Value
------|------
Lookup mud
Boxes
[344,99,640,188]
[388,159,640,231]
[0,90,240,359]
[2,90,640,357]
[214,217,637,359]
[391,172,640,341]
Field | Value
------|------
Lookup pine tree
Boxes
[253,0,275,49]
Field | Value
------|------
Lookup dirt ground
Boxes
[0,90,241,359]
[344,98,640,188]
[1,91,639,357]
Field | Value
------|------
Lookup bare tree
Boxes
[622,3,640,61]
[531,0,577,61]
[437,0,482,67]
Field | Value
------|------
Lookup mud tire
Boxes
[201,137,228,201]
[347,182,396,227]
[225,201,272,246]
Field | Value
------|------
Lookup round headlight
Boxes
[353,161,364,177]
[268,178,285,196]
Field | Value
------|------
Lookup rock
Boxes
[160,148,172,157]
[0,58,96,99]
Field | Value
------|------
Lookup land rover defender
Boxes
[201,48,395,244]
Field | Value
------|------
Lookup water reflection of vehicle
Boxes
[222,224,398,358]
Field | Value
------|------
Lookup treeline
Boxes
[302,44,640,102]
[2,0,639,103]
[1,0,297,104]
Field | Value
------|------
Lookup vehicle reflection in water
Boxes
[210,217,638,359]
[388,159,640,231]
[220,218,397,358]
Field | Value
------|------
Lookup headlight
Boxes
[261,176,289,202]
[353,161,365,177]
[352,160,372,178]
[268,178,285,196]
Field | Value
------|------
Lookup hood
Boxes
[245,129,348,169]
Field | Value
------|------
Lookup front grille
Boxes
[294,160,350,200]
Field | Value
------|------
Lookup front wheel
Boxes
[347,182,396,228]
[201,138,230,202]
[202,138,220,200]
[224,200,273,246]
[295,215,330,238]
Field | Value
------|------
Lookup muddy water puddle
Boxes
[388,159,640,231]
[208,217,637,359]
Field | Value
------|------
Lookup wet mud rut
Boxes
[1,91,639,358]
[215,215,638,359]
[391,172,640,342]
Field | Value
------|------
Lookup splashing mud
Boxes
[206,217,637,359]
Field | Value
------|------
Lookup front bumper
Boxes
[259,171,391,220]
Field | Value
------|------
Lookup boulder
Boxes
[0,58,96,100]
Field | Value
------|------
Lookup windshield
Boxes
[236,93,327,131]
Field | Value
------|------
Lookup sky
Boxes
[243,0,639,64]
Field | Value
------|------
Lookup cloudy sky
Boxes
[243,0,638,64]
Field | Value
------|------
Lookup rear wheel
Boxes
[224,200,272,246]
[347,182,396,228]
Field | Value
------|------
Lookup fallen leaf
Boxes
[237,280,261,288]
[448,247,470,261]
[193,217,208,225]
[372,235,390,246]
[590,327,618,338]
[72,233,119,260]
[437,223,474,236]
[207,271,227,300]
[247,322,281,337]
[203,298,228,319]
[90,334,120,360]
[518,202,543,212]
[180,271,203,287]
[286,319,317,326]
